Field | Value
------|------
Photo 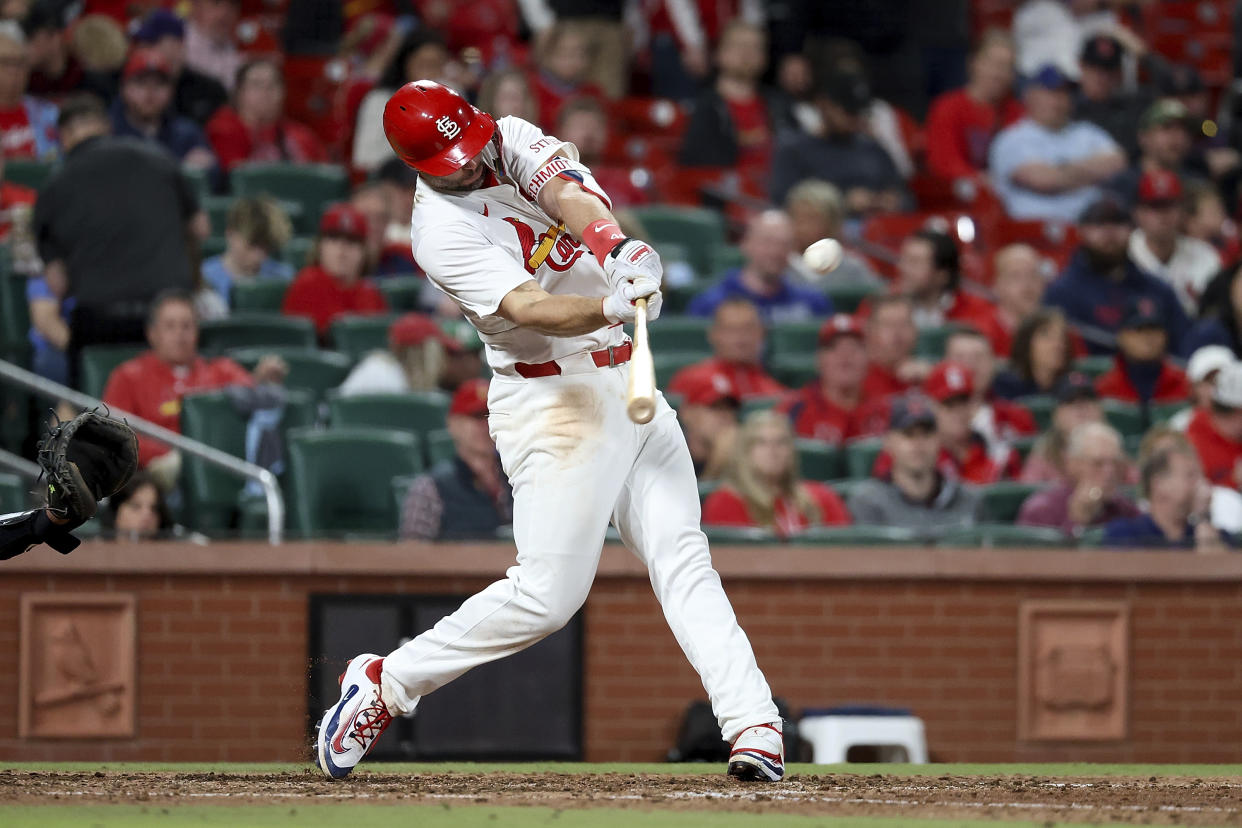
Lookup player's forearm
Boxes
[549,180,616,242]
[511,293,609,336]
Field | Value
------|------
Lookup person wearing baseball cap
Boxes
[338,313,463,396]
[1075,34,1148,158]
[846,392,984,538]
[989,62,1126,221]
[677,369,742,483]
[1168,345,1236,431]
[778,314,888,442]
[281,203,389,337]
[943,326,1038,451]
[1018,371,1108,485]
[399,377,513,541]
[669,299,786,405]
[1043,195,1190,352]
[1127,169,1221,315]
[1186,361,1242,490]
[131,8,228,126]
[1094,296,1191,405]
[112,48,216,168]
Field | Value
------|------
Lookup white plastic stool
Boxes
[798,711,928,763]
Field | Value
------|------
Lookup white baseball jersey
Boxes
[411,116,624,374]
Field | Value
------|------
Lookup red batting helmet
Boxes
[383,81,496,176]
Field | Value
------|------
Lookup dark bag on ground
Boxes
[667,697,803,762]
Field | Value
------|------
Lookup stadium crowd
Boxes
[1,0,1240,551]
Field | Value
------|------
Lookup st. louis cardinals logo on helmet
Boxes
[504,218,585,274]
[435,116,461,140]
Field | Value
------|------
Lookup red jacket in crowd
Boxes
[701,482,851,539]
[206,107,329,171]
[668,358,785,401]
[1186,409,1242,490]
[778,383,889,443]
[282,265,389,336]
[924,89,1023,180]
[102,351,254,467]
[861,363,912,401]
[1094,358,1191,404]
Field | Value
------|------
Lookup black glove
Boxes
[37,410,138,527]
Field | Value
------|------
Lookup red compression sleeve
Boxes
[581,219,626,266]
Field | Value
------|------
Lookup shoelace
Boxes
[348,703,392,751]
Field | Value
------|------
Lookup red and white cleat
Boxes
[727,721,785,782]
[314,654,393,780]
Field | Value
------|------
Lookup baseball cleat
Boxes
[727,721,785,782]
[314,654,392,780]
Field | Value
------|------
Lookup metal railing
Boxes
[0,359,284,544]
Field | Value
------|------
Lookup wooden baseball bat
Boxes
[626,297,656,424]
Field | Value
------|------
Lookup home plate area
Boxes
[2,769,1241,825]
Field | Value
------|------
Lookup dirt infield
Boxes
[2,769,1240,825]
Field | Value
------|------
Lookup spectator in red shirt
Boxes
[530,23,605,128]
[1095,297,1191,405]
[1184,180,1241,269]
[283,203,388,337]
[0,21,58,160]
[702,409,851,539]
[779,314,887,443]
[944,327,1036,466]
[862,294,928,400]
[677,21,788,191]
[876,361,1019,484]
[102,289,287,484]
[206,57,328,173]
[988,243,1045,357]
[1186,362,1242,490]
[669,298,785,402]
[555,97,646,208]
[925,29,1022,182]
[897,229,1002,343]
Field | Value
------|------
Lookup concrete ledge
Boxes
[5,540,1241,582]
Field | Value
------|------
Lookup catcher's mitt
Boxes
[37,410,139,526]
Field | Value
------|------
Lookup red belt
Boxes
[514,342,632,378]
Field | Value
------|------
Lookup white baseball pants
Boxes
[381,363,779,743]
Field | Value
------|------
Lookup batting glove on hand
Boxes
[602,276,663,324]
[603,238,662,292]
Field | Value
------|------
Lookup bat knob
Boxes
[627,399,655,424]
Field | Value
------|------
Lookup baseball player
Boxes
[0,411,138,561]
[315,81,784,782]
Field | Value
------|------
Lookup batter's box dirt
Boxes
[1,770,1240,825]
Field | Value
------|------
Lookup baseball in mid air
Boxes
[802,238,844,273]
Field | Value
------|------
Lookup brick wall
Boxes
[0,544,1239,763]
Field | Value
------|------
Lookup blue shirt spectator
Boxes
[1103,444,1234,551]
[687,209,832,325]
[202,254,292,307]
[1042,198,1189,355]
[989,65,1126,221]
[25,276,74,385]
[200,196,295,307]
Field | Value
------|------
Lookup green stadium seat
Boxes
[645,316,711,352]
[179,388,318,532]
[697,479,720,500]
[827,478,866,502]
[1149,401,1185,425]
[425,428,456,466]
[6,158,54,190]
[1102,399,1145,437]
[392,474,418,518]
[198,314,317,353]
[202,195,233,236]
[230,163,350,225]
[0,471,27,513]
[708,245,745,274]
[1011,434,1039,461]
[80,344,144,399]
[629,206,726,277]
[0,274,30,364]
[328,314,399,361]
[791,525,921,546]
[825,283,882,314]
[1018,395,1056,431]
[183,167,211,201]
[286,427,424,537]
[768,321,820,360]
[702,525,778,544]
[980,481,1045,523]
[739,395,783,418]
[937,523,1070,548]
[770,352,816,387]
[231,279,290,312]
[844,437,884,479]
[281,236,314,268]
[328,391,451,437]
[915,325,960,359]
[201,236,227,259]
[663,278,715,315]
[227,347,353,399]
[795,438,842,481]
[377,275,422,311]
[1072,355,1113,379]
[1077,525,1106,547]
[654,350,710,388]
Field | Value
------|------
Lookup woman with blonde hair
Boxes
[702,410,850,538]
